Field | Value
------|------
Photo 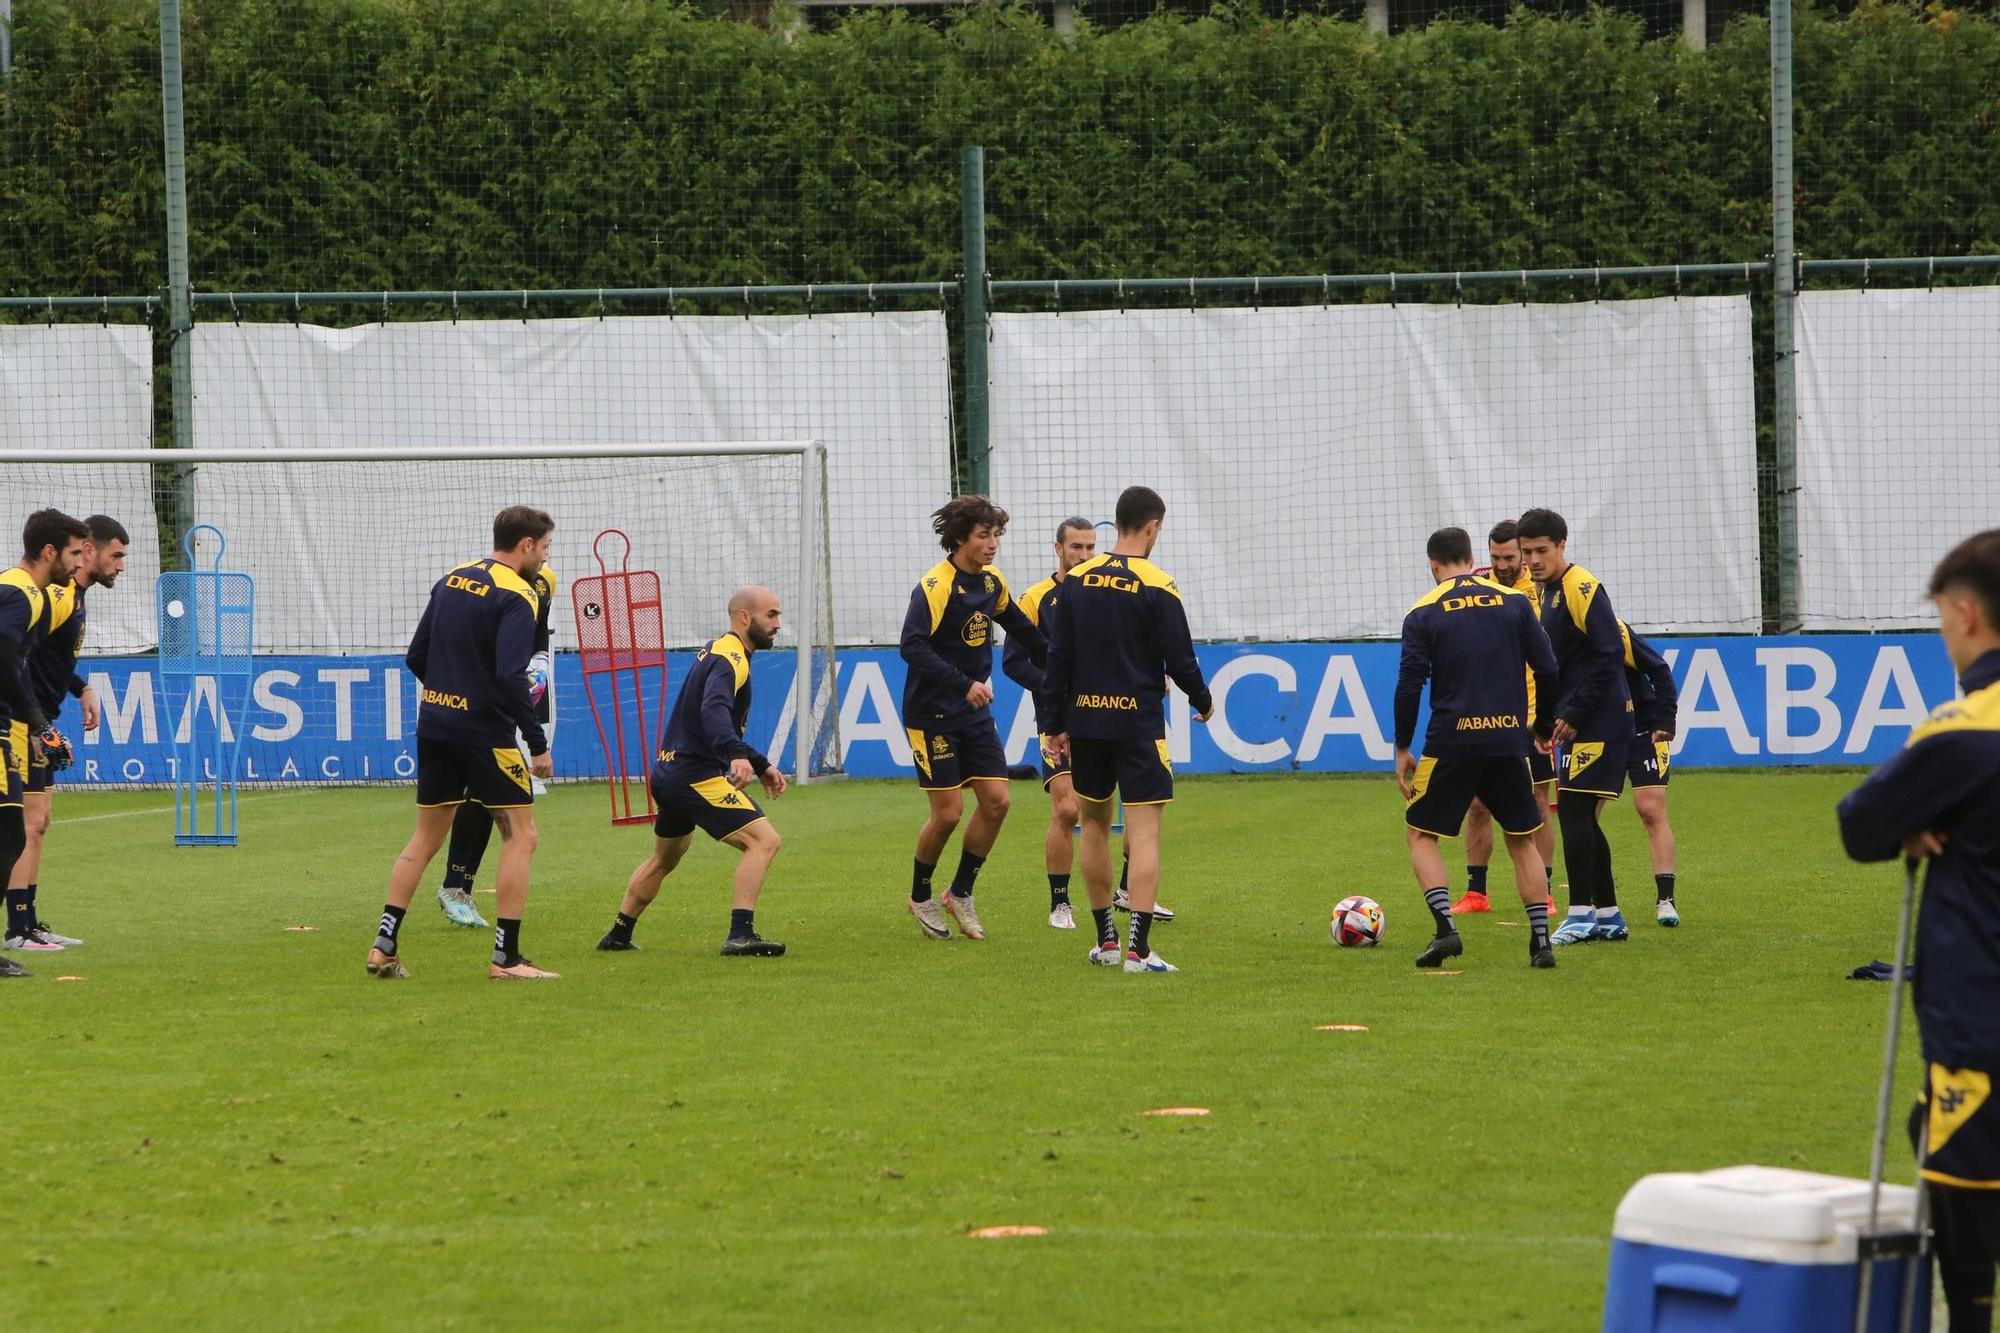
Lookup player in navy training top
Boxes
[1459,517,1560,915]
[1518,507,1637,948]
[1617,620,1683,928]
[0,511,85,970]
[1041,486,1212,975]
[12,515,127,954]
[598,586,789,959]
[367,506,559,982]
[435,559,560,931]
[1838,529,2000,1333]
[1002,516,1102,930]
[899,495,1045,944]
[1394,526,1560,970]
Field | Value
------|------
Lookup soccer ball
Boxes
[1331,895,1385,948]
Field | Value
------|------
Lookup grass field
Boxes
[10,770,1920,1330]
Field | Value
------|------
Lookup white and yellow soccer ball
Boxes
[1331,895,1385,948]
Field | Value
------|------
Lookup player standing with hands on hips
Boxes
[1838,529,2000,1333]
[1040,486,1211,975]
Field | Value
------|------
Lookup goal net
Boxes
[0,443,840,788]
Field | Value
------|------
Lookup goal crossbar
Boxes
[0,442,819,465]
[0,439,835,785]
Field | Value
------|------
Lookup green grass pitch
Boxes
[12,771,1916,1329]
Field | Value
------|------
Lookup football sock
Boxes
[22,882,38,933]
[374,904,406,955]
[1423,887,1454,937]
[4,888,27,938]
[1556,790,1601,911]
[1466,864,1488,896]
[1048,873,1071,908]
[1655,872,1677,903]
[1127,909,1154,958]
[729,908,754,940]
[1091,906,1116,945]
[493,918,522,967]
[1545,864,1555,897]
[948,849,985,900]
[1119,853,1130,895]
[607,910,638,944]
[1592,822,1618,908]
[443,802,493,891]
[1595,905,1621,920]
[910,858,936,904]
[1526,900,1551,952]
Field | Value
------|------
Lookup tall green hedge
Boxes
[2,0,1997,298]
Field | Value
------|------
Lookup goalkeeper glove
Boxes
[36,726,73,772]
[526,651,553,708]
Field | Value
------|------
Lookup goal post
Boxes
[0,440,840,789]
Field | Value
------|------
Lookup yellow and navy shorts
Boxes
[1070,736,1173,806]
[1916,1064,2000,1189]
[0,723,24,809]
[1627,734,1672,791]
[906,719,1008,792]
[415,736,535,810]
[1529,748,1557,786]
[1556,736,1628,800]
[1406,754,1543,838]
[24,735,50,795]
[1038,734,1072,790]
[651,770,767,842]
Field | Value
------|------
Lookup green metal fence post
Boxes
[160,0,195,556]
[961,145,990,497]
[1769,0,1801,632]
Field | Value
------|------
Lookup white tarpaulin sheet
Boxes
[191,315,952,651]
[0,323,164,652]
[992,298,1760,640]
[1798,287,2000,629]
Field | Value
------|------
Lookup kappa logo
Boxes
[504,758,526,781]
[721,792,744,807]
[1579,581,1595,597]
[1941,1087,1969,1116]
[1566,741,1606,776]
[925,577,938,591]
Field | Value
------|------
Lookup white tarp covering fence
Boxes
[991,297,1762,640]
[189,314,953,651]
[0,323,165,653]
[1797,287,2000,630]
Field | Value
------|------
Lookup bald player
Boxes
[598,586,789,957]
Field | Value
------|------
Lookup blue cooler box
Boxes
[1604,1165,1930,1332]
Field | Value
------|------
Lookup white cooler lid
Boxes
[1613,1165,1921,1266]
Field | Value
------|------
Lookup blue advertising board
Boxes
[60,634,1955,786]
